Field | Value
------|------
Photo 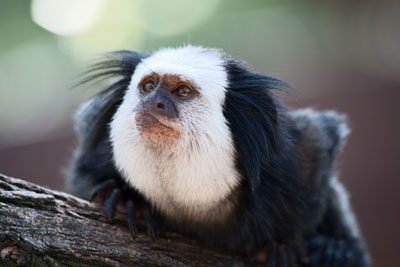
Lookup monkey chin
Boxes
[135,113,180,146]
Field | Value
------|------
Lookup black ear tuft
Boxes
[77,50,145,87]
[223,60,289,191]
[75,51,146,151]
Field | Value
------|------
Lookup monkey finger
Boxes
[277,244,289,267]
[90,178,116,202]
[105,188,121,222]
[126,199,137,238]
[266,243,277,267]
[143,204,156,241]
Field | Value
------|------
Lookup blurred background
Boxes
[0,0,399,265]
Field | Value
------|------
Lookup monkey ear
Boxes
[223,60,288,192]
[74,51,146,151]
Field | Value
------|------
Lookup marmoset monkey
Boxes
[67,46,369,266]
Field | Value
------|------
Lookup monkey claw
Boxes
[90,178,157,240]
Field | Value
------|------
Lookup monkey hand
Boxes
[250,241,310,267]
[307,235,366,267]
[90,178,157,240]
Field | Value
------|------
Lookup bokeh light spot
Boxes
[31,0,106,36]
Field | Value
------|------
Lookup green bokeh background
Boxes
[1,0,398,146]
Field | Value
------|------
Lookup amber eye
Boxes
[143,81,155,92]
[177,86,192,97]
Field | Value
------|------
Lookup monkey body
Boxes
[67,46,369,266]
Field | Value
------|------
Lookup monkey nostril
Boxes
[157,102,165,109]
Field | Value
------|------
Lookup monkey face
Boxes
[112,46,232,149]
[134,73,197,145]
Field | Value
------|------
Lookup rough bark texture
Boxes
[0,174,248,267]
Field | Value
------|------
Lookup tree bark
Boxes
[0,174,247,267]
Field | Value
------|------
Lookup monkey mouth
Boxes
[136,113,174,129]
[135,113,180,145]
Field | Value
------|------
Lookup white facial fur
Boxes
[110,46,241,223]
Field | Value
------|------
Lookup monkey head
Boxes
[111,47,232,150]
[109,47,240,219]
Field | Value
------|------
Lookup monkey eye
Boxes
[176,86,192,97]
[143,81,155,92]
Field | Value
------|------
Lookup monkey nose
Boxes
[148,95,178,119]
[156,102,166,109]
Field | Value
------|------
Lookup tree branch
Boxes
[0,174,247,266]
